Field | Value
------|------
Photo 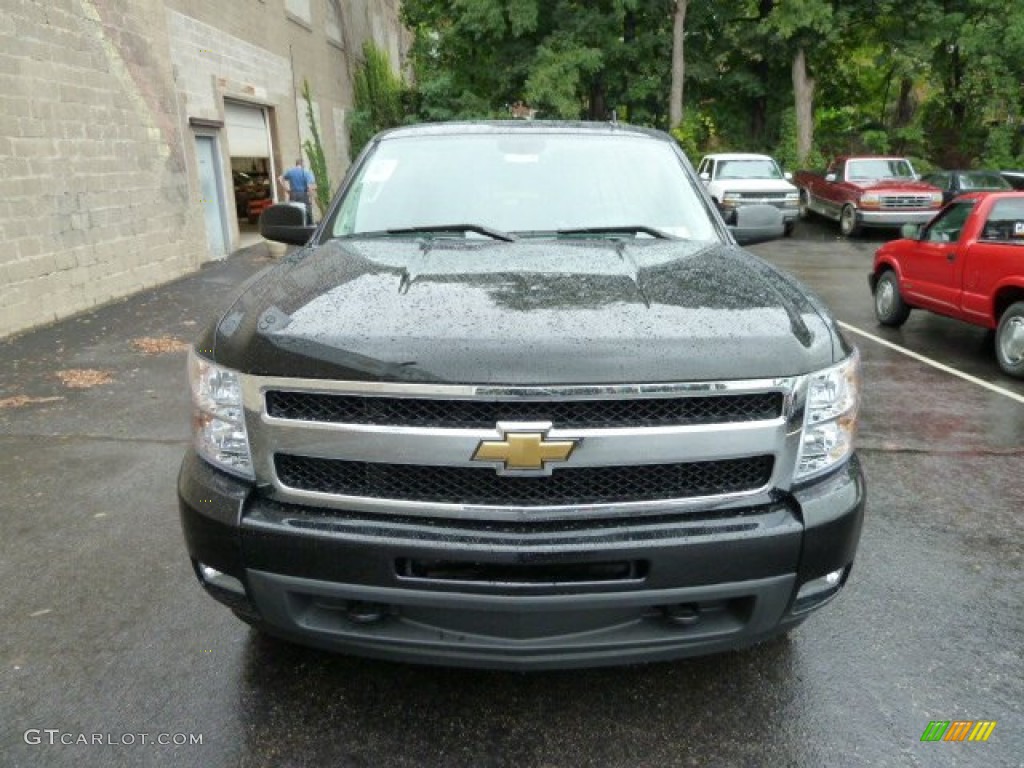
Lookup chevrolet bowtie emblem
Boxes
[472,424,580,474]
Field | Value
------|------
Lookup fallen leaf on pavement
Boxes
[131,336,190,355]
[56,369,114,388]
[0,395,66,409]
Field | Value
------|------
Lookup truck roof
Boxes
[702,152,777,161]
[834,155,913,161]
[375,120,672,143]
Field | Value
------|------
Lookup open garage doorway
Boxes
[225,101,277,247]
[231,157,272,224]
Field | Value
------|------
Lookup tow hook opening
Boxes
[345,601,389,625]
[662,603,701,627]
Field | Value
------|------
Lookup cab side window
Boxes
[980,199,1024,243]
[922,201,973,243]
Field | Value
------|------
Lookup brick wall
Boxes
[0,0,205,339]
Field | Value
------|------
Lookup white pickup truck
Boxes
[697,152,800,236]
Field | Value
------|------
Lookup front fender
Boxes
[870,255,904,290]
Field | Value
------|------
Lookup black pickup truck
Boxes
[179,121,865,669]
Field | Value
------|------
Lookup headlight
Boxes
[188,348,253,479]
[929,191,944,206]
[721,192,741,207]
[860,192,880,209]
[795,351,860,481]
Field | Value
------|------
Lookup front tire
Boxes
[995,301,1024,378]
[874,270,910,327]
[839,204,861,237]
[798,191,811,220]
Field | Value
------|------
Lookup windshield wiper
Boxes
[351,224,518,242]
[555,226,676,240]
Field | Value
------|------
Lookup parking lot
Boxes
[1,219,1021,767]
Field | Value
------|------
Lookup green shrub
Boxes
[301,79,332,217]
[670,112,717,163]
[349,42,406,159]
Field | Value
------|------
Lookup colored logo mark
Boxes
[920,720,996,742]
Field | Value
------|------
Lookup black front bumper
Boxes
[178,450,865,669]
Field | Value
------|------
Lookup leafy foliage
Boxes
[399,0,1024,169]
[300,79,332,217]
[670,112,717,163]
[348,42,407,159]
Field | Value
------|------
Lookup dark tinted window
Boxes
[980,198,1024,242]
[959,173,1011,191]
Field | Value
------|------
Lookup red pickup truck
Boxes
[795,156,944,237]
[870,191,1024,377]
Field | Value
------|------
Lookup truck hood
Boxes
[710,179,797,193]
[849,179,938,193]
[208,238,842,384]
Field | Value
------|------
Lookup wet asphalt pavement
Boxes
[1,220,1022,768]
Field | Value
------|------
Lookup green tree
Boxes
[920,0,1024,166]
[402,0,674,125]
[348,41,406,159]
[399,0,1024,169]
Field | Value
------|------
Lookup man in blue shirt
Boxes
[278,158,317,224]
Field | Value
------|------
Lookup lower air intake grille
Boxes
[274,454,774,506]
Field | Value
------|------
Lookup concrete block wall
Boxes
[166,0,398,206]
[0,0,410,339]
[165,10,291,122]
[0,0,205,339]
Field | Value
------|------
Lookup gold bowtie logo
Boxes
[472,426,579,473]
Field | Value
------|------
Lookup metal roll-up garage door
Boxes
[225,102,271,158]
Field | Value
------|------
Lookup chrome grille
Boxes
[243,375,801,520]
[275,454,775,506]
[880,195,932,210]
[265,390,784,428]
[736,192,789,201]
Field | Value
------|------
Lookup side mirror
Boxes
[699,172,710,182]
[825,173,837,182]
[900,223,922,240]
[729,204,786,245]
[783,171,793,180]
[259,203,316,246]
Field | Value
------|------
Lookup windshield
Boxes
[717,159,783,180]
[847,158,915,181]
[329,132,717,241]
[959,173,1011,190]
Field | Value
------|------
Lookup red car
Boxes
[870,191,1024,377]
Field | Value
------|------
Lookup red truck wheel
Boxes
[874,271,910,327]
[996,301,1024,378]
[839,205,861,237]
